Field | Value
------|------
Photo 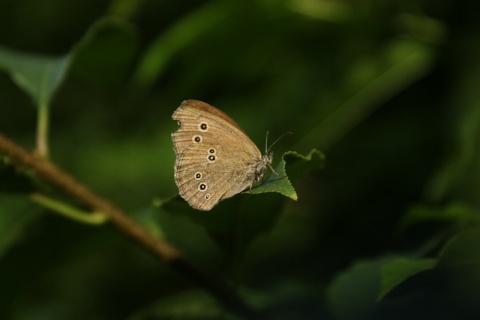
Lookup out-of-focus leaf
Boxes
[437,229,480,315]
[399,202,480,230]
[0,195,42,258]
[152,202,225,270]
[238,279,324,319]
[132,1,239,92]
[378,257,437,301]
[439,228,480,266]
[327,257,390,320]
[295,39,434,152]
[423,32,480,203]
[161,192,284,259]
[328,255,437,319]
[71,18,139,92]
[126,289,226,320]
[0,46,70,107]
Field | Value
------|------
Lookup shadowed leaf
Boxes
[378,257,437,301]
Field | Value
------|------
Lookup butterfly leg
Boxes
[267,162,286,179]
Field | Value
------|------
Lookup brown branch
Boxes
[0,132,258,319]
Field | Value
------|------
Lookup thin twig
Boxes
[0,132,257,319]
[30,193,108,225]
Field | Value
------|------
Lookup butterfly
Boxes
[171,100,277,211]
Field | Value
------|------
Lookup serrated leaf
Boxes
[247,155,294,198]
[248,149,325,200]
[0,46,71,107]
[283,149,326,182]
[378,257,437,301]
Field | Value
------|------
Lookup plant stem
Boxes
[0,132,258,319]
[30,193,108,225]
[36,102,49,157]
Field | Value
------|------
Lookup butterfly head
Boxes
[254,131,292,183]
[253,152,273,182]
[264,152,273,166]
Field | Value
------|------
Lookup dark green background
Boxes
[1,0,480,319]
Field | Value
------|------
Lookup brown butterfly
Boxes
[171,100,275,211]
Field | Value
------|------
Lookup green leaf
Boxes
[247,158,296,200]
[248,149,325,200]
[127,289,226,320]
[334,231,480,308]
[423,42,480,202]
[327,258,388,320]
[0,46,71,108]
[399,202,480,230]
[161,192,287,258]
[375,230,480,303]
[131,1,239,92]
[294,39,434,152]
[436,229,480,311]
[328,255,438,319]
[152,201,226,269]
[439,228,480,266]
[283,149,326,183]
[71,18,139,92]
[0,195,42,259]
[378,257,437,301]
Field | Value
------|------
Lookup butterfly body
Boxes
[172,100,272,211]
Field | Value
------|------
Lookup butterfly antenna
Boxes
[266,131,293,154]
[264,131,270,154]
[264,131,292,178]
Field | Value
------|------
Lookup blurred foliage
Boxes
[1,0,480,319]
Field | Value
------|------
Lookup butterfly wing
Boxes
[172,100,262,210]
